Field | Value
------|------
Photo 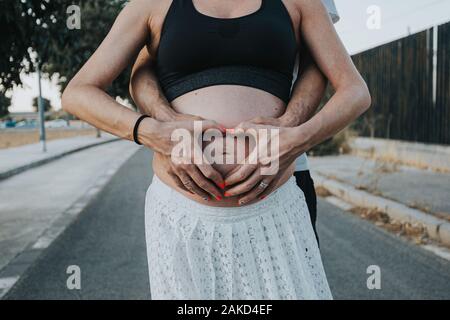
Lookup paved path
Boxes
[310,155,450,220]
[0,140,139,273]
[0,133,118,179]
[4,150,450,299]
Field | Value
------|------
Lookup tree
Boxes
[44,0,131,100]
[32,97,52,113]
[0,94,11,118]
[1,0,131,101]
[0,0,61,94]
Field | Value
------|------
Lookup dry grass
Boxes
[409,201,432,214]
[309,128,356,156]
[432,211,450,222]
[315,186,332,197]
[350,207,429,245]
[0,128,97,149]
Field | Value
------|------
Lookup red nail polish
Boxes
[216,196,222,201]
[218,183,225,190]
[224,192,232,197]
[260,195,267,200]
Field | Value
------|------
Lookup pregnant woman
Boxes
[62,0,371,299]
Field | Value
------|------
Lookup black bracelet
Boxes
[133,115,150,145]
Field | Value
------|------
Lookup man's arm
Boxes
[253,0,339,127]
[247,45,327,128]
[130,48,201,122]
[278,46,327,127]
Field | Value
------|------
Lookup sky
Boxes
[8,0,450,113]
[334,0,450,54]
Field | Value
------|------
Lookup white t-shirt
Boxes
[294,0,339,172]
[323,0,340,24]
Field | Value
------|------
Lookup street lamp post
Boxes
[37,60,47,152]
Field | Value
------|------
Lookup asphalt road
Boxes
[5,149,450,299]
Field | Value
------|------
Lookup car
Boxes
[5,120,16,128]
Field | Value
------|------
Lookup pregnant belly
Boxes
[171,85,286,176]
[152,85,295,207]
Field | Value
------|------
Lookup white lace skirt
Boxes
[144,175,332,300]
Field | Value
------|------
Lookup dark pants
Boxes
[294,170,319,245]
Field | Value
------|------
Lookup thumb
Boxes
[201,120,226,133]
[235,121,253,131]
[184,114,204,121]
[250,117,268,125]
[253,117,279,126]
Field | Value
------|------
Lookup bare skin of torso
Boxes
[148,0,300,207]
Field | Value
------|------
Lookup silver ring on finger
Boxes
[258,181,269,189]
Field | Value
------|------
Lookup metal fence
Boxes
[351,22,450,145]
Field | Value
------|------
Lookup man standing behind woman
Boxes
[130,0,341,244]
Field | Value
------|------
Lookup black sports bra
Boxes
[156,0,298,104]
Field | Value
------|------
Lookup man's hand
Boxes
[250,109,303,127]
[158,153,224,201]
[155,106,205,123]
[138,118,219,155]
[224,122,304,205]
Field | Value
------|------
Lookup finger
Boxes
[238,177,274,206]
[250,117,267,124]
[178,119,224,135]
[197,161,225,190]
[224,168,263,197]
[232,122,256,138]
[201,120,226,133]
[182,114,204,122]
[224,163,257,186]
[255,173,283,200]
[250,117,277,126]
[169,172,192,193]
[178,171,211,201]
[189,166,223,200]
[225,122,249,136]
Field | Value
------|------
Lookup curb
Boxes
[311,171,450,246]
[0,138,120,181]
[0,144,140,299]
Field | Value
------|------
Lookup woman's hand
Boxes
[157,153,224,201]
[137,118,223,156]
[138,118,226,199]
[224,122,306,205]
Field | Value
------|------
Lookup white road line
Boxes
[0,276,20,298]
[421,244,450,261]
[0,142,141,299]
[32,232,62,250]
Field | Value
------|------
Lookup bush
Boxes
[0,94,11,118]
[308,128,356,156]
